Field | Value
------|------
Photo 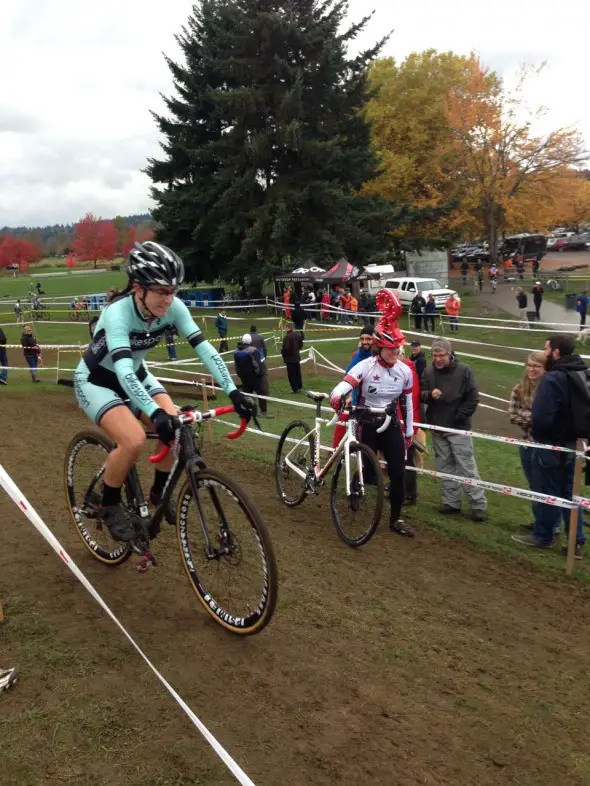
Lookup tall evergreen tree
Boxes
[146,0,392,286]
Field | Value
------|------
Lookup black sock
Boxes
[151,470,170,497]
[102,483,121,508]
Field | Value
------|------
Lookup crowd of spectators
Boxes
[328,324,588,559]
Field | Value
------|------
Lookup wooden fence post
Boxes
[566,439,584,576]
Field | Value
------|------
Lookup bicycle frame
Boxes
[283,405,363,496]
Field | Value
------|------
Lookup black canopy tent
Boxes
[274,264,326,283]
[315,257,355,285]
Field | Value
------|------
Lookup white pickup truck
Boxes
[383,277,457,310]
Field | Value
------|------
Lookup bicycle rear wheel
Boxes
[177,468,278,635]
[331,441,384,547]
[274,420,314,506]
[64,429,132,565]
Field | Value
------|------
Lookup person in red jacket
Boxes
[399,352,421,504]
[445,293,461,332]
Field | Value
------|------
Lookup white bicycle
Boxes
[274,391,388,546]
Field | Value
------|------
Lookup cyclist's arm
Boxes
[102,306,160,418]
[171,298,236,395]
[331,359,369,399]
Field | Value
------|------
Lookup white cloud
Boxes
[1,0,588,227]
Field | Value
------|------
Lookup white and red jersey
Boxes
[331,355,414,435]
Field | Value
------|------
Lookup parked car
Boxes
[562,232,590,251]
[6,263,18,270]
[547,232,575,251]
[383,277,458,310]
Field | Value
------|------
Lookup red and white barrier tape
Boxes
[0,465,256,786]
[212,418,589,511]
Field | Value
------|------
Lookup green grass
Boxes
[0,269,127,307]
[2,299,587,579]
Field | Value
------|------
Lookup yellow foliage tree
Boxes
[446,59,587,260]
[363,51,494,246]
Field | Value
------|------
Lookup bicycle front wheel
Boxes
[274,420,314,507]
[177,468,278,635]
[331,441,384,547]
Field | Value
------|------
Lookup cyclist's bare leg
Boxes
[100,406,146,487]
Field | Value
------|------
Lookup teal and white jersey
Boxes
[76,294,235,419]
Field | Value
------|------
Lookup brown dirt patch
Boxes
[2,392,590,785]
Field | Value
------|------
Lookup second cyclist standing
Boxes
[330,290,415,537]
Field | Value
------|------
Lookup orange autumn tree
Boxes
[446,59,587,261]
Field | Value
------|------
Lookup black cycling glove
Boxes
[151,409,179,445]
[229,389,255,421]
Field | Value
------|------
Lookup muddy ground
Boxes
[1,392,590,786]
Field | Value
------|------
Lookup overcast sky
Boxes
[1,0,588,227]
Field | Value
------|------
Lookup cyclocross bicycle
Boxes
[64,404,278,635]
[274,391,388,547]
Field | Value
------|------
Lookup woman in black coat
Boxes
[21,326,41,383]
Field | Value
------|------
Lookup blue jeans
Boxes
[530,448,586,545]
[25,355,38,380]
[0,347,7,381]
[166,343,177,360]
[449,316,458,332]
[519,446,539,524]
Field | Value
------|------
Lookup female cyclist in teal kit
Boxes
[74,241,252,542]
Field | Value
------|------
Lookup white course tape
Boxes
[417,421,585,457]
[152,372,582,456]
[0,465,256,786]
[211,419,590,511]
[438,312,581,329]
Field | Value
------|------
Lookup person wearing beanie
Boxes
[233,333,271,416]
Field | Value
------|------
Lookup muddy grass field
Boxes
[2,391,590,785]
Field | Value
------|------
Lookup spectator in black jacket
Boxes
[281,323,303,393]
[0,327,7,385]
[291,302,306,338]
[512,334,587,557]
[410,293,427,330]
[423,295,437,332]
[532,282,544,320]
[21,326,41,383]
[420,338,487,521]
[249,325,267,363]
[233,334,270,416]
[409,341,426,379]
[164,325,178,360]
[516,288,528,325]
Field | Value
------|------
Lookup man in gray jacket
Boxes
[420,338,487,521]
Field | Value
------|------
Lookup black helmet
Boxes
[126,241,185,287]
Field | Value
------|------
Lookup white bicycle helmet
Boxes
[126,242,185,287]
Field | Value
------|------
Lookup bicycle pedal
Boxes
[136,553,157,573]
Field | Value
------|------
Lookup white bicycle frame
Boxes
[283,393,390,496]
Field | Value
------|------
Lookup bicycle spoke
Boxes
[275,421,314,507]
[331,442,383,547]
[178,469,277,634]
[64,432,131,565]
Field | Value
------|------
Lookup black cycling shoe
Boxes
[150,490,176,526]
[98,505,136,542]
[389,518,415,538]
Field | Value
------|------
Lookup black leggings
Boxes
[361,421,406,522]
